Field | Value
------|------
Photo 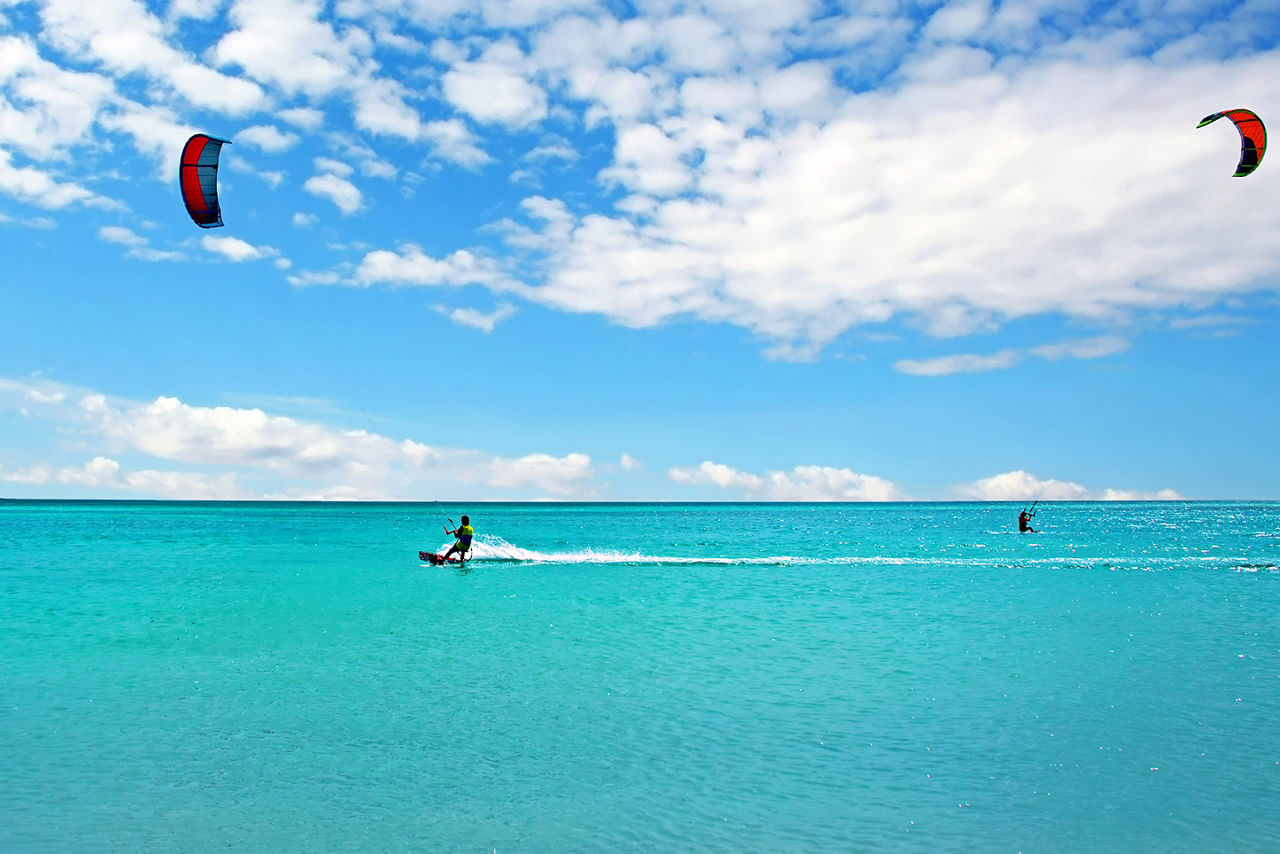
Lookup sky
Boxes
[2,0,1279,502]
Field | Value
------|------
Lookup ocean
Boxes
[2,500,1278,851]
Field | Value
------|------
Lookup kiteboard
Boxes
[419,550,465,566]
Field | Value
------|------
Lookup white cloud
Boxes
[80,393,447,481]
[278,106,325,130]
[1031,335,1130,361]
[0,462,54,484]
[313,156,353,177]
[350,75,428,140]
[442,50,548,128]
[1168,313,1250,331]
[201,235,281,262]
[487,452,594,496]
[669,461,902,500]
[0,148,120,210]
[454,48,1280,357]
[620,452,640,471]
[304,171,363,213]
[923,0,992,43]
[214,0,366,97]
[98,225,146,246]
[656,13,737,74]
[4,383,608,499]
[600,123,692,195]
[98,224,186,260]
[1098,488,1183,501]
[26,388,66,404]
[212,0,471,156]
[420,118,491,168]
[764,466,904,501]
[97,104,199,179]
[437,302,517,333]
[896,335,1131,376]
[167,0,220,22]
[524,142,579,164]
[670,460,763,492]
[0,211,56,229]
[0,455,249,499]
[238,124,301,152]
[895,350,1021,377]
[286,269,342,286]
[954,469,1089,501]
[37,0,264,113]
[353,244,515,291]
[0,35,116,156]
[953,470,1183,501]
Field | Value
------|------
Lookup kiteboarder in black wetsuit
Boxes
[1019,502,1037,533]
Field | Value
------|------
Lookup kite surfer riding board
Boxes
[420,515,474,566]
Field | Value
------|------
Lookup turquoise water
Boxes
[2,500,1278,851]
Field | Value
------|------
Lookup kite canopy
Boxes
[179,133,231,227]
[1196,109,1266,177]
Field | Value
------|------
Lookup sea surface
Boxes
[2,500,1278,852]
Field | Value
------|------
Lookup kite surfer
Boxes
[440,515,474,564]
[1018,502,1037,533]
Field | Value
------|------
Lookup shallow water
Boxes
[2,501,1278,851]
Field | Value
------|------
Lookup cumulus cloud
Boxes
[278,106,325,130]
[953,470,1182,501]
[0,148,120,210]
[420,118,492,168]
[441,46,548,128]
[487,452,594,496]
[456,45,1280,357]
[213,0,366,97]
[0,455,248,499]
[3,379,611,499]
[67,391,457,497]
[201,235,281,262]
[97,224,185,260]
[1098,487,1183,501]
[669,461,902,500]
[352,244,516,291]
[8,0,1279,369]
[0,35,116,157]
[670,460,763,492]
[238,124,301,152]
[98,225,146,246]
[38,0,264,113]
[304,167,363,214]
[436,302,517,332]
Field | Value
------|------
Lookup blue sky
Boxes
[2,0,1279,501]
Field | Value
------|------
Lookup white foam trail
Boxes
[431,535,1277,572]
[452,535,800,565]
